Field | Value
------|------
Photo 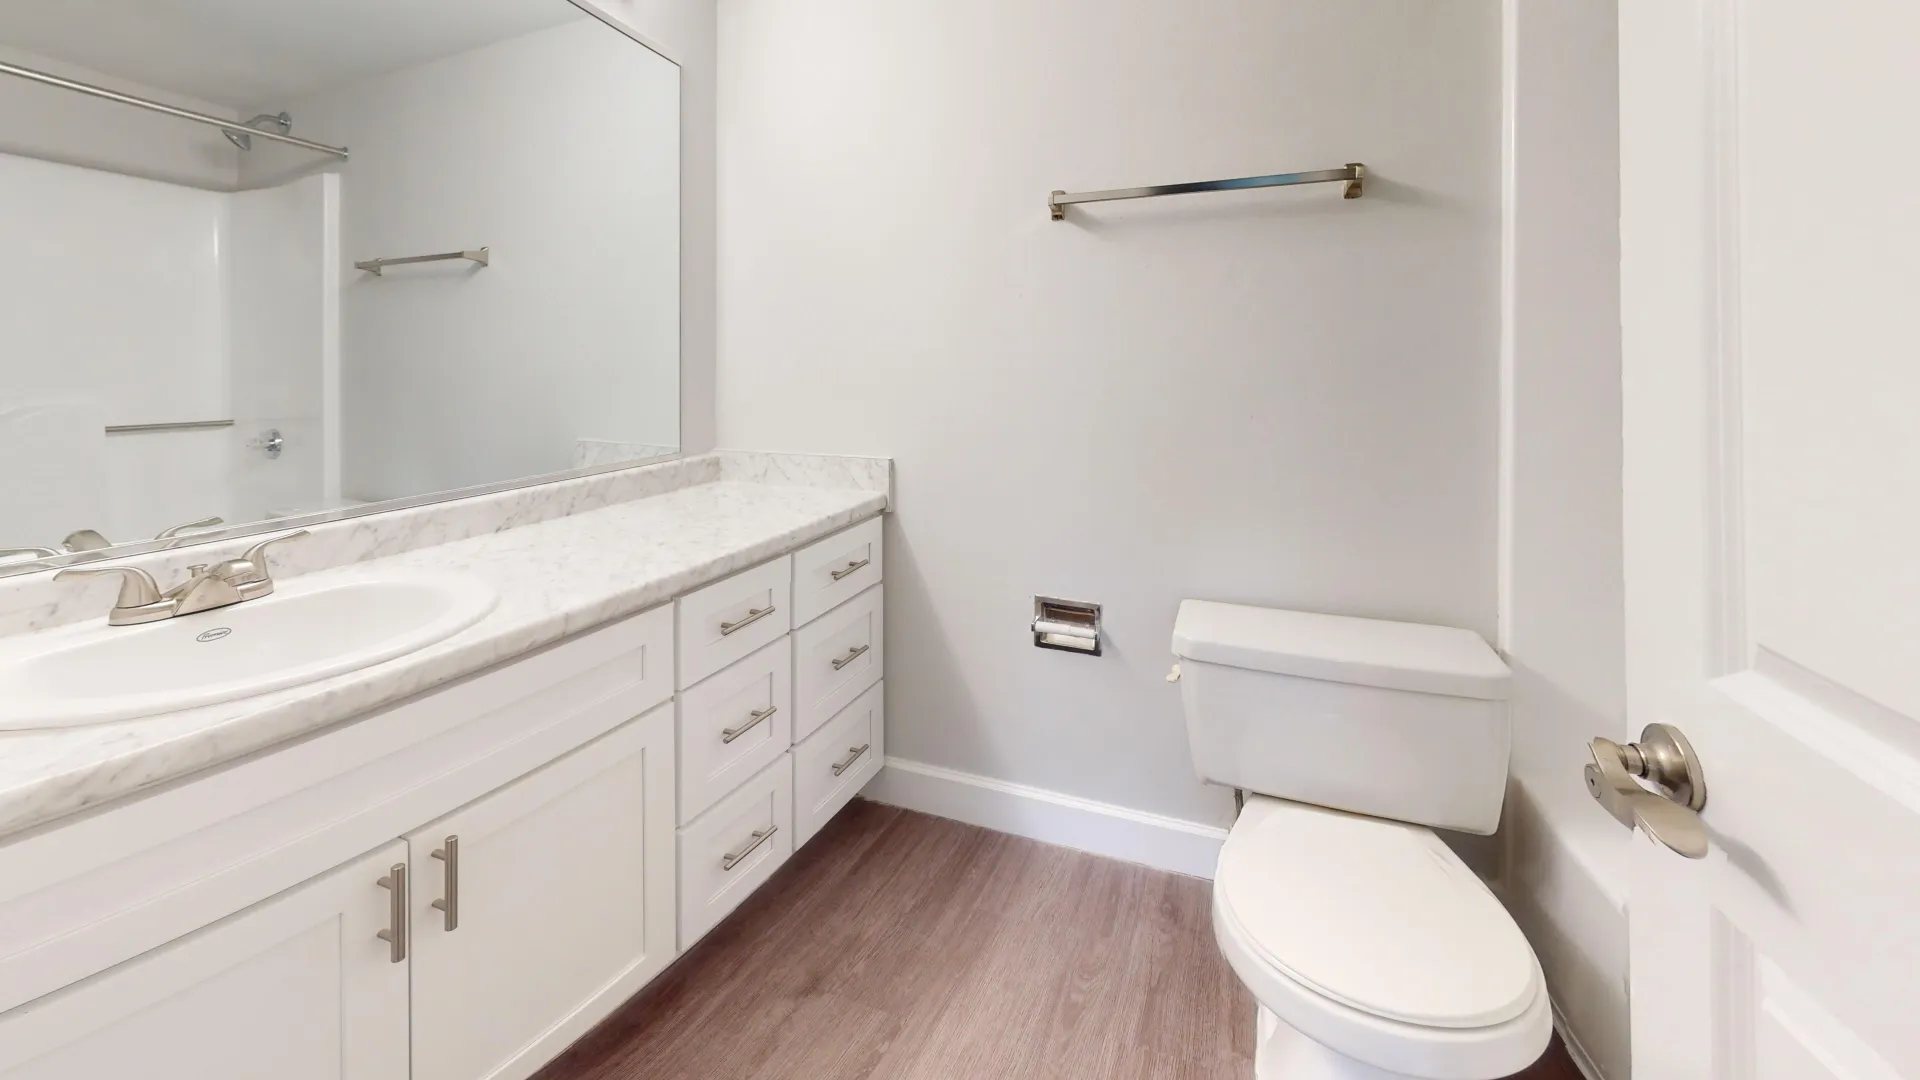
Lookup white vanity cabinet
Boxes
[406,705,676,1080]
[0,843,411,1080]
[0,513,887,1080]
[668,518,888,949]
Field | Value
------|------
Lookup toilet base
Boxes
[1253,1006,1425,1080]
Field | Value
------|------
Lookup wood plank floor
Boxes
[535,800,1584,1080]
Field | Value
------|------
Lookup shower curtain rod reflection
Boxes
[0,60,350,159]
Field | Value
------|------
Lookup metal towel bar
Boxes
[1049,163,1364,220]
[355,248,490,276]
[105,420,234,435]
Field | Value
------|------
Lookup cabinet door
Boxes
[0,842,409,1080]
[407,703,677,1080]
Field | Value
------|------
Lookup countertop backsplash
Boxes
[0,451,891,641]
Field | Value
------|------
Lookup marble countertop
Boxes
[0,479,887,841]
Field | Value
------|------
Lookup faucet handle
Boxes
[219,530,311,598]
[54,566,164,609]
[238,530,310,574]
[156,516,225,541]
[61,529,113,552]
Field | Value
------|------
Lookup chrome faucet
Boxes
[55,530,309,626]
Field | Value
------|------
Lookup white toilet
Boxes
[1171,600,1551,1080]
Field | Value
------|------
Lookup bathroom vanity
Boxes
[0,452,889,1080]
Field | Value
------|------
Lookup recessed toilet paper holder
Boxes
[1033,596,1102,656]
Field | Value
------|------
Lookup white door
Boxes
[408,703,678,1080]
[0,842,409,1080]
[1619,2,1920,1078]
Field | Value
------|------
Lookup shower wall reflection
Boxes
[0,1,680,569]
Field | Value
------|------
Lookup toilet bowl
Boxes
[1170,601,1552,1079]
[1212,797,1550,1079]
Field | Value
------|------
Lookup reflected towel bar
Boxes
[105,420,234,435]
[1049,163,1364,221]
[0,60,349,159]
[356,248,490,276]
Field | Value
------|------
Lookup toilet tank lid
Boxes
[1171,601,1510,701]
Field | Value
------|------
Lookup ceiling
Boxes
[0,0,586,107]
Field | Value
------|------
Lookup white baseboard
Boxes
[1553,1002,1607,1080]
[863,757,1228,879]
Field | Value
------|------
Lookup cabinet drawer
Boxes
[676,754,793,948]
[793,681,885,848]
[677,638,793,824]
[677,557,792,688]
[792,584,884,741]
[791,517,883,627]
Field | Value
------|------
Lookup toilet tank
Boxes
[1171,601,1512,835]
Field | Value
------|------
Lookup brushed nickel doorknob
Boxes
[1585,723,1709,859]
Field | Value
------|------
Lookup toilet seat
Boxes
[1213,797,1552,1079]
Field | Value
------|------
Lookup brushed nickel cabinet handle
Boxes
[832,743,872,777]
[831,643,871,671]
[720,605,774,636]
[829,558,871,582]
[722,825,778,871]
[722,705,778,744]
[376,863,408,963]
[430,836,459,931]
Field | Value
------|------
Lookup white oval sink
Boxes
[0,571,498,729]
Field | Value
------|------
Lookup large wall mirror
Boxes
[0,0,680,576]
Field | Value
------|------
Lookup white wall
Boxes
[242,18,681,502]
[577,0,718,454]
[0,150,236,545]
[0,105,331,549]
[1500,2,1630,1077]
[717,0,1504,825]
[229,174,336,521]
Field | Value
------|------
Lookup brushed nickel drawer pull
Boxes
[829,558,871,582]
[722,705,778,744]
[722,825,778,871]
[376,863,408,963]
[831,643,870,671]
[430,836,459,932]
[832,743,872,777]
[720,605,774,636]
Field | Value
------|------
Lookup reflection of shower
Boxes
[223,111,293,151]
